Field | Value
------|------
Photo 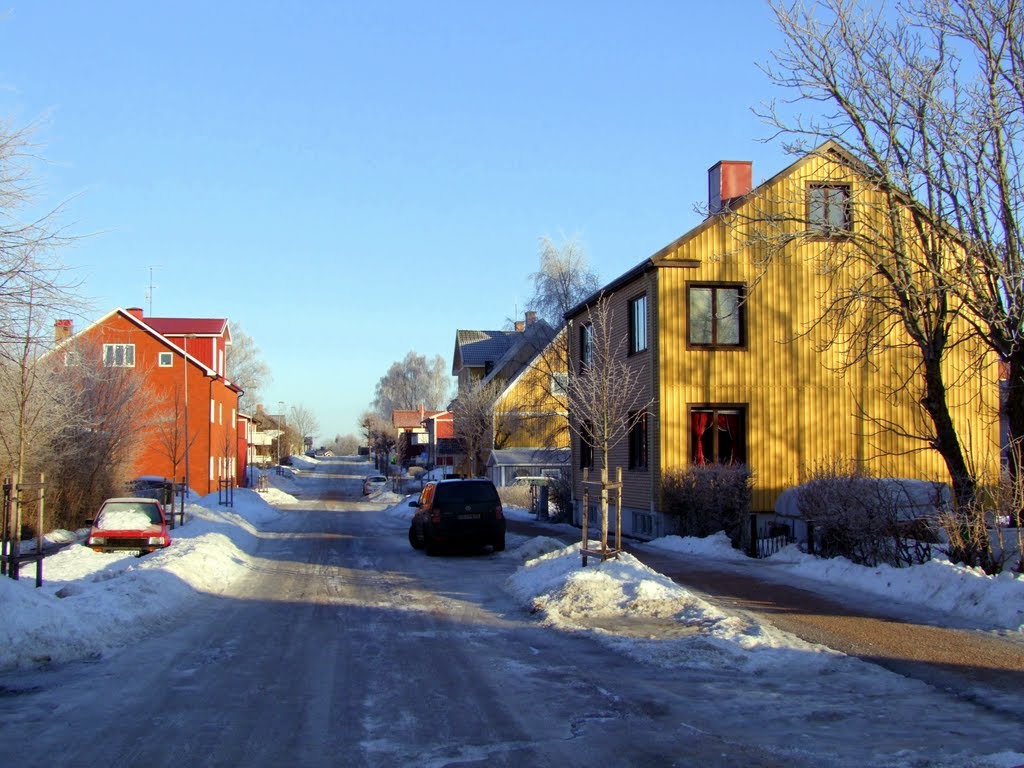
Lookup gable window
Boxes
[158,352,173,367]
[579,322,594,368]
[103,344,135,368]
[551,372,568,398]
[628,410,648,470]
[629,294,648,354]
[808,183,851,236]
[688,284,745,347]
[691,406,746,465]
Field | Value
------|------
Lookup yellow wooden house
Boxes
[565,143,1001,539]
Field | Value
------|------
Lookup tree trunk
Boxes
[1004,352,1024,523]
[920,355,976,506]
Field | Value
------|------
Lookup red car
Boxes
[86,497,172,555]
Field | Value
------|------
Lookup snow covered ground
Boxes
[2,470,1023,767]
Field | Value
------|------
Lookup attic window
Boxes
[159,352,173,367]
[103,343,135,368]
[808,183,851,236]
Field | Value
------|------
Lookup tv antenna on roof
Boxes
[146,265,161,315]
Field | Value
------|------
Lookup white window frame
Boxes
[103,343,136,368]
[158,352,173,367]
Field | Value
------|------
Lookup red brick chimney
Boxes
[127,307,144,319]
[54,319,73,344]
[708,160,752,214]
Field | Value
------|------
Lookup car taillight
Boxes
[495,504,504,520]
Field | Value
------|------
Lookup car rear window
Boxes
[435,482,499,505]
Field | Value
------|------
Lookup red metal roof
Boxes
[392,409,444,428]
[143,317,228,337]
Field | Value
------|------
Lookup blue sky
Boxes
[0,1,795,439]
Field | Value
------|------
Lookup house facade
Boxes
[566,145,1001,539]
[56,307,243,496]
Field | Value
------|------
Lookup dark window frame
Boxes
[628,293,648,355]
[579,420,594,469]
[686,283,747,349]
[628,410,648,470]
[579,322,594,370]
[689,405,747,465]
[807,182,852,237]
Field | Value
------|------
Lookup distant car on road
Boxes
[363,475,388,495]
[86,497,172,555]
[408,478,505,555]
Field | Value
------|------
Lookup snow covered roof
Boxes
[486,448,570,467]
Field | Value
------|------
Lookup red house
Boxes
[54,307,243,495]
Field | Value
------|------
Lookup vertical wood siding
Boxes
[655,153,1001,511]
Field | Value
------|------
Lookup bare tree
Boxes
[372,352,450,417]
[149,383,200,485]
[0,120,83,547]
[360,410,396,472]
[226,324,271,414]
[567,296,652,556]
[749,0,1024,510]
[41,339,152,529]
[449,378,517,477]
[288,403,320,452]
[527,236,600,329]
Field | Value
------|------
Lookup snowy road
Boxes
[1,457,1021,767]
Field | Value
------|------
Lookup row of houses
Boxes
[423,142,1001,540]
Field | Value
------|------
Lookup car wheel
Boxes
[408,526,424,550]
[425,534,440,556]
[492,535,505,552]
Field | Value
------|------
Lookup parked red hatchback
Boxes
[86,497,172,555]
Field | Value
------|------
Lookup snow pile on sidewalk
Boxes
[648,531,1024,631]
[506,540,840,672]
[0,488,290,672]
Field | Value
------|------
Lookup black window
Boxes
[629,294,647,354]
[688,284,744,347]
[690,407,746,465]
[628,410,648,469]
[808,183,851,235]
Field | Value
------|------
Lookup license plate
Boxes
[457,513,480,520]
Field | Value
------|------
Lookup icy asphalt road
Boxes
[0,457,1020,768]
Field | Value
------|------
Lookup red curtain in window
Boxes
[692,412,711,464]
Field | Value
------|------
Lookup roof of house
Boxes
[143,317,231,340]
[453,329,522,373]
[54,308,219,377]
[486,448,571,467]
[392,409,444,429]
[453,320,558,388]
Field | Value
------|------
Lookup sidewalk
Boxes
[507,518,1024,721]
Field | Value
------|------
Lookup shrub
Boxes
[796,462,945,568]
[662,464,753,548]
[498,483,532,511]
[547,474,574,523]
